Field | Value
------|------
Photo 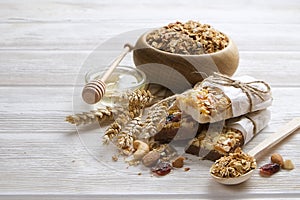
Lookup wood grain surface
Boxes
[0,0,299,199]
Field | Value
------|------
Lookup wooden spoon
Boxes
[210,117,300,185]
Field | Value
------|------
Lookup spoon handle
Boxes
[81,43,134,104]
[248,117,300,158]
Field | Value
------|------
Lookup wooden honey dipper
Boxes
[82,44,134,104]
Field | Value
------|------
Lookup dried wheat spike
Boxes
[120,117,144,137]
[115,116,145,154]
[116,131,135,155]
[103,109,134,144]
[139,94,178,139]
[140,102,169,139]
[127,89,154,116]
[103,121,122,144]
[65,107,113,126]
[116,89,154,116]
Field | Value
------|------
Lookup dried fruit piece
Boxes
[151,162,172,176]
[142,150,161,167]
[259,163,280,176]
[166,113,181,123]
[283,159,295,170]
[172,156,185,168]
[271,153,284,167]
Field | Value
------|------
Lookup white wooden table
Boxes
[1,0,300,199]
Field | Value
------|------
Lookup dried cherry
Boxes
[151,162,172,176]
[259,163,280,176]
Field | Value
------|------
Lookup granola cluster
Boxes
[147,28,204,55]
[210,148,257,178]
[147,20,229,55]
[182,86,231,117]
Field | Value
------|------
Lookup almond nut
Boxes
[142,150,160,167]
[271,153,284,167]
[283,159,295,170]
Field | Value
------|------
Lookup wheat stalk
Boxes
[138,94,178,139]
[103,108,134,144]
[65,107,113,126]
[115,117,144,155]
[114,89,155,116]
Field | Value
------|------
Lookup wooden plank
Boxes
[0,0,298,24]
[0,23,299,51]
[0,51,299,86]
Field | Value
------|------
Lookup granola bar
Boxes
[185,125,244,161]
[185,109,271,161]
[177,73,272,123]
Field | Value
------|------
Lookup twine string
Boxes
[205,73,271,112]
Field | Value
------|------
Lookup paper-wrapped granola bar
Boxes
[185,109,271,161]
[177,73,272,123]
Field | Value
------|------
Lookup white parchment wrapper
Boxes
[178,75,273,123]
[201,75,272,117]
[226,109,271,144]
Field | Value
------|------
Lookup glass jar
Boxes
[85,65,146,106]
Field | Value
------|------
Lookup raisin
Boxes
[166,113,181,124]
[151,162,172,176]
[171,114,181,122]
[259,163,280,176]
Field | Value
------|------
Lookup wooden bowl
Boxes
[133,30,239,93]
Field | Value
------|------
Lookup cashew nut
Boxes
[133,140,149,160]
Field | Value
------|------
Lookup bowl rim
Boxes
[138,29,235,57]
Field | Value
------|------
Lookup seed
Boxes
[259,163,280,176]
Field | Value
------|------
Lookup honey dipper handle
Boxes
[248,118,300,158]
[101,43,133,82]
[82,43,134,104]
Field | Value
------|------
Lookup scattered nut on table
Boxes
[260,154,295,177]
[283,159,295,170]
[271,153,284,167]
[142,150,161,167]
[133,140,150,160]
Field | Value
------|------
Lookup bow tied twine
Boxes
[206,72,271,112]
